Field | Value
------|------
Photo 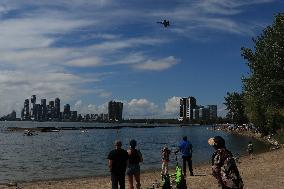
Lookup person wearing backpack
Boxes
[208,136,244,189]
[126,139,143,189]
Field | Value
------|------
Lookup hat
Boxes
[208,137,215,145]
[208,136,225,148]
[129,139,137,148]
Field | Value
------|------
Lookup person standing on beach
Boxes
[208,136,243,189]
[126,139,143,189]
[175,136,194,176]
[161,145,171,175]
[108,140,129,189]
[247,141,253,159]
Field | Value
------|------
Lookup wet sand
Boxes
[1,147,283,189]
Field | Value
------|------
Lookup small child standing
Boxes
[247,141,253,159]
[161,145,171,175]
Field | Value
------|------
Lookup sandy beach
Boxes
[1,147,283,189]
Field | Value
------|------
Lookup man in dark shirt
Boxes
[107,140,129,189]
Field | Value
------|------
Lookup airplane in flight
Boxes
[157,19,170,27]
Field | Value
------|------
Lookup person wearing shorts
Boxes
[126,139,143,189]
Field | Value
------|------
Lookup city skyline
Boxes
[3,94,217,121]
[0,1,283,118]
[18,94,111,122]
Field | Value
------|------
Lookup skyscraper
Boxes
[23,99,30,120]
[30,95,36,120]
[41,99,47,121]
[179,96,197,122]
[63,104,71,120]
[55,98,60,119]
[47,101,55,120]
[108,101,123,122]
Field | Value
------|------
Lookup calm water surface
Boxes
[0,122,269,183]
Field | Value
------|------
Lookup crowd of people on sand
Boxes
[107,135,245,189]
[216,123,260,133]
[218,124,281,150]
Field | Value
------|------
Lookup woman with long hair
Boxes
[208,136,243,189]
[126,139,143,189]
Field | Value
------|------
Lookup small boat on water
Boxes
[81,129,88,133]
[40,127,60,132]
[24,130,34,136]
[49,129,60,132]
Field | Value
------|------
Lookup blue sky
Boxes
[0,0,283,118]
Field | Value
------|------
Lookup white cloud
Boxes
[81,33,120,40]
[0,70,102,116]
[97,102,109,114]
[66,57,102,67]
[133,56,179,71]
[90,37,165,52]
[75,100,83,108]
[97,91,112,98]
[164,96,180,114]
[0,17,92,50]
[74,101,108,115]
[124,98,159,118]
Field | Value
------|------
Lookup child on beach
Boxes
[247,141,253,159]
[161,145,171,175]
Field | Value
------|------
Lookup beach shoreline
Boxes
[1,146,283,189]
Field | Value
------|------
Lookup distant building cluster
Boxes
[21,95,78,121]
[179,96,217,122]
[1,95,218,123]
[19,95,123,122]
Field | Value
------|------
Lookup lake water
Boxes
[0,121,269,183]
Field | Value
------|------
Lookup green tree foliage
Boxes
[224,92,248,125]
[241,13,284,133]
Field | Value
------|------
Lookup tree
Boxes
[241,13,284,133]
[224,92,248,125]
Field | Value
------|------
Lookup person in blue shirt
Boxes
[175,136,194,176]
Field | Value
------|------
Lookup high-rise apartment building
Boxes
[23,99,30,120]
[41,99,47,121]
[63,104,71,120]
[208,105,217,120]
[199,107,209,120]
[179,96,197,122]
[70,111,77,121]
[108,101,123,122]
[55,98,60,119]
[30,95,36,120]
[47,101,55,120]
[192,108,199,120]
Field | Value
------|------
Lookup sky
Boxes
[0,0,283,119]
